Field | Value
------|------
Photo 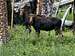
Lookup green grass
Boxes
[57,8,73,20]
[0,8,74,56]
[0,25,75,56]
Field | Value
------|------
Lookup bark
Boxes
[0,0,8,44]
[36,0,54,16]
[6,0,12,25]
[72,1,75,34]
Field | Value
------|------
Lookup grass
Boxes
[0,8,74,56]
[0,25,75,56]
[57,7,73,20]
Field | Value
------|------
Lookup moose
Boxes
[20,4,64,37]
[29,15,62,36]
[19,1,75,37]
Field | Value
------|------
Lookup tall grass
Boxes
[0,25,75,56]
[0,8,74,56]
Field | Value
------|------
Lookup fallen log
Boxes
[53,0,74,8]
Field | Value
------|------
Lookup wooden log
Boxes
[60,5,72,31]
[53,0,74,8]
[64,20,73,26]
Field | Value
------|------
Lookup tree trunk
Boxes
[73,1,75,34]
[0,0,8,44]
[73,0,75,22]
[36,0,54,16]
[11,0,14,29]
[6,0,12,25]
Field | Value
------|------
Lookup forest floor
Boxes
[0,8,74,56]
[0,25,75,56]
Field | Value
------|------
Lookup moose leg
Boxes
[26,25,31,33]
[55,28,64,43]
[34,23,40,37]
[55,28,63,37]
[35,28,40,37]
[28,25,31,33]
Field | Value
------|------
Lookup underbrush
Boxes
[0,25,75,56]
[0,8,74,56]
